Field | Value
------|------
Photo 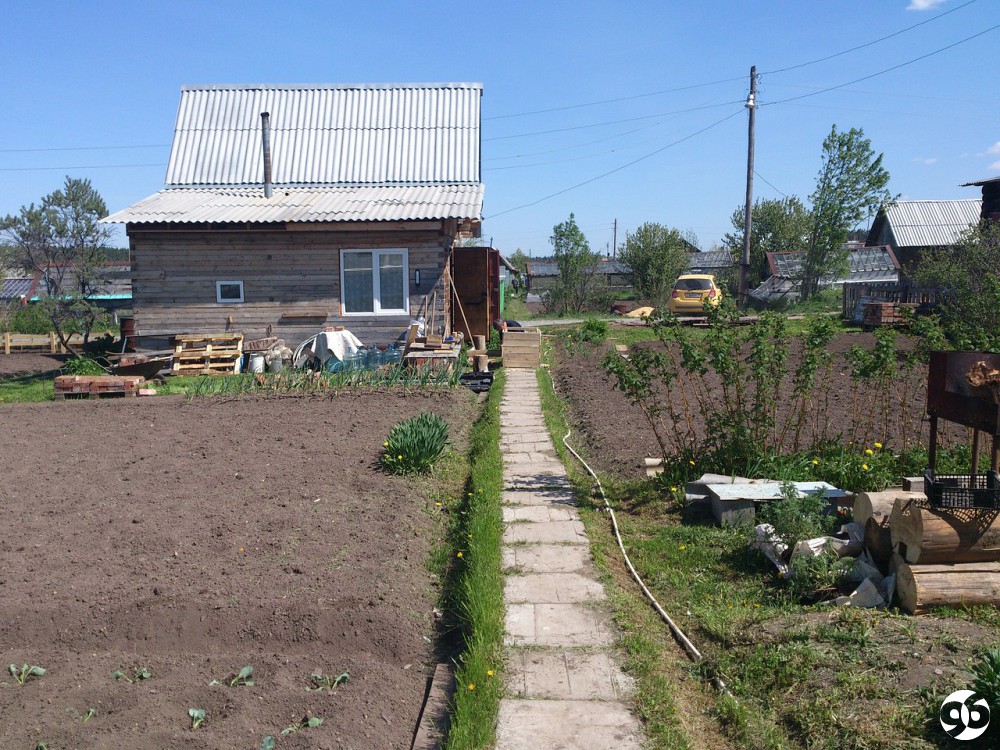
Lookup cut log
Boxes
[864,516,893,565]
[890,498,1000,564]
[895,558,1000,614]
[853,489,924,527]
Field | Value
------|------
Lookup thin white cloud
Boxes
[913,157,938,165]
[988,141,1000,155]
[907,0,947,10]
[991,160,1000,171]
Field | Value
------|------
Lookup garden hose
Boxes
[548,369,732,696]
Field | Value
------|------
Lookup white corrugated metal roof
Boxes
[165,83,482,186]
[883,199,981,247]
[102,184,484,224]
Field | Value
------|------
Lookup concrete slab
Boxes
[505,572,606,603]
[503,505,579,523]
[504,603,614,647]
[496,699,642,750]
[503,490,577,508]
[500,442,555,454]
[505,544,593,574]
[504,464,569,479]
[506,650,634,701]
[504,475,572,492]
[504,520,588,545]
[504,452,559,465]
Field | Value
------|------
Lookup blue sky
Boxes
[1,0,997,256]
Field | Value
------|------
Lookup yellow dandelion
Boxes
[865,448,873,456]
[812,459,819,465]
[678,544,687,550]
[670,486,677,492]
[689,460,696,466]
[468,683,476,691]
[457,551,463,558]
[874,441,883,449]
[753,603,760,608]
[478,489,483,493]
[435,502,442,507]
[862,464,869,471]
[487,669,494,677]
[398,454,403,460]
[467,533,473,539]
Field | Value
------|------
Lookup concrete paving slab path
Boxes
[496,368,644,749]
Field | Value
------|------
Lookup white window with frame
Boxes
[216,280,244,304]
[340,249,409,315]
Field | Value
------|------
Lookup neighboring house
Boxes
[865,199,981,272]
[749,245,900,304]
[103,83,484,344]
[523,258,631,293]
[686,249,733,275]
[1,265,131,311]
[961,176,1000,221]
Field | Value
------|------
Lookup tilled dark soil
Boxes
[553,330,968,482]
[0,389,475,749]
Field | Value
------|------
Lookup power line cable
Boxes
[486,109,744,220]
[0,144,169,154]
[484,76,745,121]
[762,23,1000,107]
[484,100,744,142]
[0,163,165,172]
[762,0,979,75]
[753,170,788,198]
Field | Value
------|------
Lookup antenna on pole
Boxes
[737,66,757,310]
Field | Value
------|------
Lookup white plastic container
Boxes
[250,354,266,373]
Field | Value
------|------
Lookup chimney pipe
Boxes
[260,111,273,198]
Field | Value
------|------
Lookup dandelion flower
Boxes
[398,454,403,460]
[865,448,873,456]
[467,533,473,539]
[383,441,389,447]
[678,544,687,550]
[457,551,463,558]
[689,460,696,466]
[435,502,442,507]
[874,441,883,449]
[862,464,869,471]
[812,459,819,465]
[487,669,494,677]
[468,683,476,690]
[670,486,677,492]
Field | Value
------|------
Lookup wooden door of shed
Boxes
[452,247,491,341]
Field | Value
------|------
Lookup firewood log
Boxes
[864,516,893,565]
[890,498,1000,564]
[895,557,1000,614]
[853,490,923,527]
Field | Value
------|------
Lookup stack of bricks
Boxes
[54,375,145,399]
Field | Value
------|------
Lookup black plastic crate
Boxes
[924,469,1000,509]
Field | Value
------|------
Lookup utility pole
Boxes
[737,66,757,310]
[612,218,617,258]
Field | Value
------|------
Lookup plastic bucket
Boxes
[249,354,266,373]
[267,358,283,373]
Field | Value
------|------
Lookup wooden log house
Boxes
[103,83,485,346]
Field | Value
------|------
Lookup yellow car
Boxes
[667,274,723,315]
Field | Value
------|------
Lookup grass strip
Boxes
[443,369,506,749]
[536,344,696,748]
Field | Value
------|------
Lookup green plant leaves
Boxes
[8,663,45,685]
[260,737,276,750]
[281,715,324,734]
[307,671,350,691]
[188,707,205,729]
[381,412,450,475]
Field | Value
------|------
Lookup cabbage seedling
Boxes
[112,667,152,683]
[281,715,324,734]
[307,671,350,692]
[8,663,45,685]
[188,708,206,729]
[210,664,254,687]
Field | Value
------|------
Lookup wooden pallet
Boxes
[54,375,145,399]
[171,333,244,375]
[502,328,541,369]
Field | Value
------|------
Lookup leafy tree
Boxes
[549,213,601,313]
[508,248,530,274]
[912,220,1000,351]
[801,126,893,299]
[1,177,114,352]
[618,222,692,307]
[723,197,811,287]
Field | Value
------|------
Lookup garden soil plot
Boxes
[0,351,65,376]
[553,332,967,482]
[0,390,475,749]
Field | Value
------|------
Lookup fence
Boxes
[842,282,937,323]
[2,332,86,355]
